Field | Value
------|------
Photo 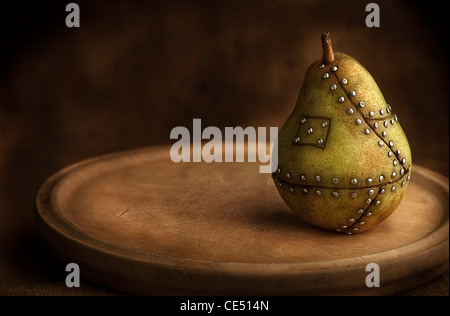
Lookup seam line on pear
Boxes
[330,71,406,176]
[365,117,392,121]
[272,171,408,190]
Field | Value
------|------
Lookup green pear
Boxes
[273,33,412,234]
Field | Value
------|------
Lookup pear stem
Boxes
[321,32,335,64]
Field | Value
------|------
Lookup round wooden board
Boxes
[36,146,449,295]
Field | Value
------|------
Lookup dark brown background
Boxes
[0,0,448,295]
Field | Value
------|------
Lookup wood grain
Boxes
[35,145,449,295]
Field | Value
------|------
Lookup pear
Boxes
[273,33,412,234]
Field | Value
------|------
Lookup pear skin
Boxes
[273,33,412,234]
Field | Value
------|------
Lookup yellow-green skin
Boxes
[273,52,412,234]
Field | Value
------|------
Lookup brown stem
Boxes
[321,32,334,64]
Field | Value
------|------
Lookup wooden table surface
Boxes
[0,0,448,296]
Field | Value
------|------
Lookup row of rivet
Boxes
[321,64,406,174]
[276,167,406,186]
[335,172,411,234]
[319,63,394,120]
[378,134,408,180]
[319,63,396,141]
[275,173,411,197]
[274,173,411,235]
[320,66,406,170]
[336,193,381,234]
[322,68,387,138]
[311,64,409,234]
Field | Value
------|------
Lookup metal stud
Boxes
[365,199,372,204]
[400,169,405,176]
[375,200,381,206]
[396,150,401,155]
[392,172,397,178]
[355,119,362,125]
[380,109,384,115]
[316,190,322,196]
[369,111,375,117]
[401,158,406,165]
[351,192,358,199]
[366,212,373,217]
[347,232,352,235]
[323,73,330,79]
[386,107,390,114]
[401,181,406,187]
[278,182,282,187]
[380,188,386,195]
[391,186,396,192]
[353,227,359,231]
[348,217,355,223]
[378,140,384,147]
[389,141,394,148]
[384,121,388,128]
[336,228,341,232]
[321,121,329,127]
[294,137,301,143]
[357,209,364,214]
[359,101,365,108]
[317,139,324,145]
[332,191,339,197]
[388,151,393,157]
[338,96,345,103]
[341,225,348,229]
[300,174,306,181]
[391,119,395,125]
[341,78,348,84]
[407,175,411,181]
[368,189,375,196]
[307,128,314,135]
[379,175,385,182]
[351,178,358,185]
[277,168,281,174]
[364,129,370,135]
[332,177,339,184]
[382,131,387,137]
[347,108,354,115]
[359,221,365,225]
[374,122,379,129]
[302,188,308,194]
[366,178,373,185]
[394,114,398,122]
[393,160,398,166]
[289,187,294,193]
[349,90,356,97]
[315,175,322,182]
[301,118,307,124]
[318,64,325,69]
[286,173,291,179]
[331,66,338,72]
[330,84,337,91]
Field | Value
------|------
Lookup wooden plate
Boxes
[35,146,449,295]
